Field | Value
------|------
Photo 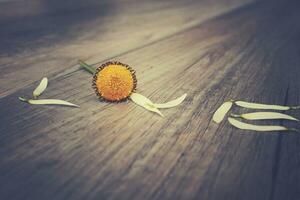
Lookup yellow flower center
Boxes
[93,62,136,102]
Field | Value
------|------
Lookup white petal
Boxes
[235,101,291,110]
[228,117,296,132]
[231,112,299,121]
[213,101,233,123]
[33,77,48,98]
[153,93,187,108]
[130,93,163,117]
[28,99,80,107]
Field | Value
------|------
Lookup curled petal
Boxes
[213,100,233,123]
[130,93,163,117]
[33,77,48,98]
[154,93,187,108]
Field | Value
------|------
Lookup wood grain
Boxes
[1,0,300,200]
[0,0,253,98]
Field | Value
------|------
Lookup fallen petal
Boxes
[231,112,299,121]
[33,77,48,98]
[130,93,163,117]
[154,93,187,108]
[213,100,233,123]
[235,100,292,110]
[228,117,297,132]
[26,99,80,108]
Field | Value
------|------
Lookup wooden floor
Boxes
[1,0,300,199]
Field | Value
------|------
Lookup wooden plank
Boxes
[0,0,253,97]
[1,0,300,200]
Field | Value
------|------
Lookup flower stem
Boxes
[78,60,96,74]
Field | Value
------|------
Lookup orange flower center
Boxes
[94,64,135,101]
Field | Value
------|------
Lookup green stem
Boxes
[78,60,96,74]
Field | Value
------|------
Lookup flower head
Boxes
[92,61,137,102]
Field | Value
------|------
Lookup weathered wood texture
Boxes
[1,0,300,200]
[0,0,253,97]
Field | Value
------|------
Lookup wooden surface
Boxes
[1,0,300,199]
